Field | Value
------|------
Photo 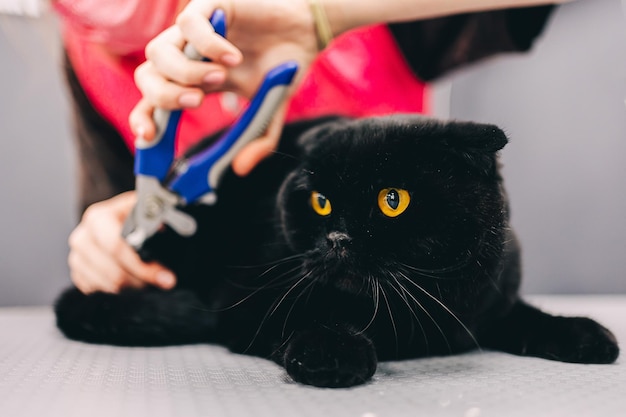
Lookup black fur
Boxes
[55,115,619,388]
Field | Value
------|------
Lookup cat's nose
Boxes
[326,231,352,249]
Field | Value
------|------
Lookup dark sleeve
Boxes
[63,52,136,215]
[388,5,556,81]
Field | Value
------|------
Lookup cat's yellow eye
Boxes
[378,188,410,217]
[311,191,332,216]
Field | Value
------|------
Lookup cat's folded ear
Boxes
[432,119,509,176]
[441,120,508,154]
[448,121,508,153]
[294,117,352,155]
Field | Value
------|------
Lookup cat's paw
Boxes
[282,326,377,388]
[531,316,619,364]
[482,301,619,365]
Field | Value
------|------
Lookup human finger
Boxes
[145,26,228,87]
[84,194,178,291]
[129,98,156,141]
[232,101,287,176]
[68,227,98,294]
[76,192,176,290]
[68,242,146,294]
[176,1,242,66]
[68,248,100,294]
[129,81,226,143]
[135,60,205,110]
[68,215,147,294]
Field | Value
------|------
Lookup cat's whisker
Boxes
[256,264,305,286]
[383,277,429,352]
[281,276,318,338]
[269,150,302,162]
[435,282,444,302]
[389,272,456,354]
[217,263,305,311]
[355,274,380,335]
[379,282,399,357]
[189,263,309,315]
[398,257,471,277]
[398,271,481,351]
[489,267,506,294]
[224,255,304,289]
[269,331,295,359]
[227,253,305,270]
[268,271,313,319]
[243,270,314,354]
[357,272,375,296]
[397,265,450,281]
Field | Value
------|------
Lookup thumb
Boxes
[232,102,287,176]
[129,98,157,141]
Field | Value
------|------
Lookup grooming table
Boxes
[1,296,624,417]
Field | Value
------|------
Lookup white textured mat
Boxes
[1,296,624,417]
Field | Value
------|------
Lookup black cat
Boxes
[55,115,619,388]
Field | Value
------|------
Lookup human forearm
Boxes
[131,0,567,175]
[322,0,573,36]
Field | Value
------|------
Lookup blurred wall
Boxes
[0,0,624,306]
[0,13,75,306]
[445,0,626,294]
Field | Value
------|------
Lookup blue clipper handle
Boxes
[133,9,227,181]
[168,61,298,204]
[134,109,181,180]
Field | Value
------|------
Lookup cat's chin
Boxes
[332,275,369,294]
[319,267,372,295]
[305,255,370,295]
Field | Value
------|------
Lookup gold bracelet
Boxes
[308,0,333,50]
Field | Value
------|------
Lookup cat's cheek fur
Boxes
[277,178,316,253]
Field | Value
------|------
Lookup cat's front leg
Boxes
[280,324,377,388]
[480,300,619,364]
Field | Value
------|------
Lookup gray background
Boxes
[0,0,624,306]
[2,296,626,417]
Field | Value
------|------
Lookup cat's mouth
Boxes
[324,246,351,262]
[303,249,373,294]
[333,274,370,293]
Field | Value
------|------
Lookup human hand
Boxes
[129,0,320,176]
[68,192,177,294]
